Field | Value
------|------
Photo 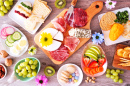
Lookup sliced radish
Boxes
[5,26,15,35]
[0,34,7,39]
[1,28,7,36]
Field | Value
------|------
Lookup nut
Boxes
[0,50,8,58]
[92,77,96,80]
[5,58,12,66]
[86,76,90,80]
[92,80,95,83]
[89,79,92,82]
[85,80,88,83]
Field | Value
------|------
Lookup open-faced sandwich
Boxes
[15,1,32,19]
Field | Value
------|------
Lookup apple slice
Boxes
[43,40,61,51]
[53,31,63,41]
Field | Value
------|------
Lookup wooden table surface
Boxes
[0,0,130,86]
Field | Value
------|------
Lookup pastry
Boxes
[59,76,68,83]
[109,23,124,41]
[67,65,76,74]
[122,20,130,39]
[61,70,70,78]
[117,47,130,58]
[100,12,116,31]
[32,0,51,18]
[15,1,32,18]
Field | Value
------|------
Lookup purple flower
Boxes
[105,0,117,9]
[92,32,104,44]
[35,75,48,86]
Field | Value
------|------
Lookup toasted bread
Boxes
[122,20,130,39]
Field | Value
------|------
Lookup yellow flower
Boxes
[40,32,53,47]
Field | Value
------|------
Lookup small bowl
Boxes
[81,42,108,77]
[0,63,7,80]
[14,57,41,82]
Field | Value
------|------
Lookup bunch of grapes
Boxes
[0,0,13,16]
[15,58,38,78]
[106,68,124,83]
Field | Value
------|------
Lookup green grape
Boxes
[4,1,10,6]
[0,0,3,2]
[0,1,3,6]
[119,79,123,83]
[110,75,115,79]
[115,76,119,79]
[9,0,13,1]
[1,6,5,11]
[9,1,13,5]
[25,58,30,63]
[20,63,24,67]
[120,70,124,74]
[23,62,28,66]
[18,72,23,76]
[26,65,31,70]
[22,68,27,72]
[31,65,36,69]
[116,69,120,73]
[6,6,10,10]
[18,65,22,70]
[3,9,8,13]
[0,11,4,16]
[22,71,27,75]
[22,75,26,78]
[32,69,37,72]
[111,69,115,74]
[113,79,119,82]
[29,60,33,65]
[27,73,32,77]
[28,69,32,73]
[106,69,111,74]
[113,72,118,76]
[32,71,37,76]
[16,69,20,73]
[33,60,38,65]
[106,74,111,78]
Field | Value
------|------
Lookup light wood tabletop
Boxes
[0,0,130,86]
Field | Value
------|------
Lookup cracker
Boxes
[100,12,116,31]
[32,0,51,18]
[122,20,130,39]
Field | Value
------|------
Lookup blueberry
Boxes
[69,78,72,82]
[71,73,76,77]
[74,76,79,80]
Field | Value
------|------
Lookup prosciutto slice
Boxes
[64,8,87,27]
[50,45,69,61]
[64,36,80,52]
[51,17,66,32]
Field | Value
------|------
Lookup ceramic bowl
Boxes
[14,57,41,82]
[0,63,7,80]
[81,42,108,77]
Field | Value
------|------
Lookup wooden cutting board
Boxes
[113,44,130,70]
[34,1,103,64]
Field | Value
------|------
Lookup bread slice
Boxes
[122,20,130,39]
[29,15,45,23]
[32,0,51,18]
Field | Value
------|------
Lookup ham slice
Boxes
[50,45,69,61]
[51,17,66,32]
[64,36,80,52]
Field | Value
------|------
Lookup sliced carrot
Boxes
[83,67,87,71]
[90,69,94,75]
[98,67,104,72]
[95,67,99,73]
[86,67,91,73]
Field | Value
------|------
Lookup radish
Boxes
[5,26,15,35]
[0,34,7,39]
[1,28,7,36]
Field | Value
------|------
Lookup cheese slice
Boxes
[53,31,63,41]
[43,40,61,51]
[42,28,58,38]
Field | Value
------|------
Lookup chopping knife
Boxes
[66,0,77,20]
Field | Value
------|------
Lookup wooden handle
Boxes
[71,0,77,6]
[85,1,103,22]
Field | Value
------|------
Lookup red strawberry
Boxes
[98,58,106,67]
[88,61,99,68]
[82,58,90,67]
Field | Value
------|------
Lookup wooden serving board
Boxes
[34,1,103,64]
[113,44,130,70]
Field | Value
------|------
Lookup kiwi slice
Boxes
[55,0,66,9]
[44,66,55,77]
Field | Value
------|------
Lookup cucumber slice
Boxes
[5,40,14,47]
[12,31,22,41]
[7,35,15,43]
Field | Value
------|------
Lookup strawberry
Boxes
[98,58,106,67]
[82,58,90,67]
[88,61,99,68]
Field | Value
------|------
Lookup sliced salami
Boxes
[50,45,69,61]
[64,8,88,27]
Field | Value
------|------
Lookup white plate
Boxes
[0,24,29,57]
[98,7,130,46]
[8,0,52,34]
[57,63,83,86]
